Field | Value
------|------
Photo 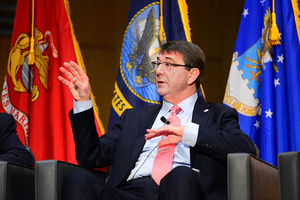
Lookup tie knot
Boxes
[170,106,181,115]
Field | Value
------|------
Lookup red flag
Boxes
[0,0,105,164]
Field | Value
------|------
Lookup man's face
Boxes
[155,51,190,102]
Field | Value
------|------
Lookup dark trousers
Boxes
[62,166,206,200]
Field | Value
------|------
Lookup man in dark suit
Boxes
[0,112,34,167]
[58,40,257,200]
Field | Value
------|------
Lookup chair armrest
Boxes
[278,151,300,200]
[25,145,35,167]
[35,160,106,200]
[0,161,35,200]
[227,153,279,200]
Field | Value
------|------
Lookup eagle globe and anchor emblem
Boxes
[7,27,57,102]
[120,3,164,104]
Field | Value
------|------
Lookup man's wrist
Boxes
[182,121,199,147]
[73,98,93,114]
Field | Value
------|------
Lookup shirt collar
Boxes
[161,92,198,116]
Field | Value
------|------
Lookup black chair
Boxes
[278,151,300,200]
[227,153,279,200]
[35,160,106,200]
[0,146,35,200]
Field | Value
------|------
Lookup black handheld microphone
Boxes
[160,116,170,125]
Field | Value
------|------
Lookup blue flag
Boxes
[108,0,205,127]
[223,0,300,166]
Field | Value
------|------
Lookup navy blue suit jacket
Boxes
[69,99,256,200]
[0,113,34,167]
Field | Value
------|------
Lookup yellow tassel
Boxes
[28,0,35,65]
[270,0,280,46]
[270,13,281,45]
[28,37,35,65]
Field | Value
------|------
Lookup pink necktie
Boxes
[151,106,181,185]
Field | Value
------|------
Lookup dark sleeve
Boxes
[0,113,34,167]
[69,108,126,168]
[194,104,257,162]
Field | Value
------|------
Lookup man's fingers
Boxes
[158,140,170,146]
[69,61,87,78]
[59,63,85,89]
[58,75,71,87]
[63,62,79,78]
[145,132,157,140]
[147,126,166,133]
[59,66,75,80]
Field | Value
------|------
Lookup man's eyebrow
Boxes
[157,56,175,62]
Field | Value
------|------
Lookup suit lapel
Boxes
[190,99,213,162]
[130,105,161,165]
[191,99,213,126]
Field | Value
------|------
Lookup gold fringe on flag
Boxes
[28,0,35,65]
[270,0,281,45]
[178,0,191,42]
[291,0,300,44]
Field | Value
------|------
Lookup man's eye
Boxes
[166,63,172,67]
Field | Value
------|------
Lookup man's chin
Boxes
[156,89,164,96]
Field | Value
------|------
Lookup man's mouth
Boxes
[157,80,165,84]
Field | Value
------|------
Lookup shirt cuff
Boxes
[182,121,199,147]
[73,99,93,114]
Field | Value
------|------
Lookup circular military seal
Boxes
[120,2,165,104]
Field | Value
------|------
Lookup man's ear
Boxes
[187,68,200,85]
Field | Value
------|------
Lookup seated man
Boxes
[58,40,257,200]
[0,112,34,167]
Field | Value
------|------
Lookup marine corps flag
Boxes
[0,0,104,163]
[108,0,205,127]
[223,0,300,166]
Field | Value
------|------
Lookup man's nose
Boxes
[156,64,164,75]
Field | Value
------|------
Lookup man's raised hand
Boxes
[58,61,91,102]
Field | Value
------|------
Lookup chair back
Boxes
[227,153,279,200]
[278,151,300,200]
